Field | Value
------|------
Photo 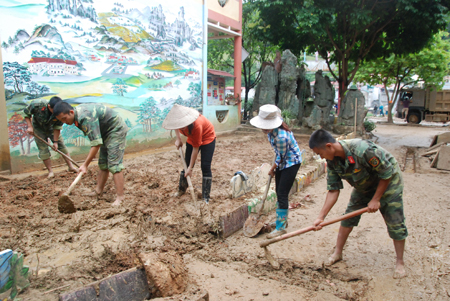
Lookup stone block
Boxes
[437,146,450,171]
[248,190,277,214]
[59,267,150,301]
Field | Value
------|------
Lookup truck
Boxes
[397,88,450,123]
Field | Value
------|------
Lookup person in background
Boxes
[162,104,216,204]
[23,96,78,178]
[379,104,385,117]
[402,96,411,120]
[250,104,302,239]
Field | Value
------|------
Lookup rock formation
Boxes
[278,50,299,116]
[302,70,334,129]
[334,85,366,133]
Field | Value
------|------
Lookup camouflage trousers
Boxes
[98,130,127,174]
[341,172,408,241]
[34,126,69,161]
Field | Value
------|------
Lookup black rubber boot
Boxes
[175,170,188,197]
[202,177,212,204]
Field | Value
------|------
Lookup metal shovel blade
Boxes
[243,213,268,237]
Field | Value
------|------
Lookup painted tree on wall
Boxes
[61,124,85,146]
[26,82,50,99]
[112,78,128,96]
[188,82,201,107]
[8,113,29,155]
[3,62,32,94]
[137,96,161,132]
[160,107,171,124]
[174,79,181,88]
[125,118,133,129]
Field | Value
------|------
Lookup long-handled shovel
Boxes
[58,172,83,214]
[260,207,369,269]
[33,133,80,168]
[243,174,273,237]
[178,147,197,203]
[243,155,277,237]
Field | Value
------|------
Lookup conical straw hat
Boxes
[162,104,200,130]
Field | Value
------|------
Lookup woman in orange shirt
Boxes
[163,104,216,203]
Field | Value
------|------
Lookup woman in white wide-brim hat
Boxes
[250,104,302,238]
[162,104,216,203]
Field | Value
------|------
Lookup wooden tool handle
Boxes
[64,172,83,196]
[178,147,197,202]
[258,154,277,215]
[260,207,369,248]
[33,134,80,168]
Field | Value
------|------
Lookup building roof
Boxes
[207,69,235,78]
[28,57,77,65]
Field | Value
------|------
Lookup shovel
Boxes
[178,147,197,203]
[243,174,273,237]
[243,155,277,237]
[33,133,80,168]
[260,207,369,269]
[58,172,83,214]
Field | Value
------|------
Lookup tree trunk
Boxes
[243,87,250,121]
[384,83,394,124]
[26,136,33,154]
[19,137,25,155]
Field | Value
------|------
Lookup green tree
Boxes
[137,96,161,132]
[125,118,133,129]
[112,78,128,96]
[3,62,32,94]
[354,32,450,123]
[174,79,182,88]
[257,0,450,107]
[188,82,202,107]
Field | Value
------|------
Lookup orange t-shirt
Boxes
[180,114,216,147]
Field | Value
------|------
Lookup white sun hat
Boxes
[250,104,283,129]
[162,104,200,130]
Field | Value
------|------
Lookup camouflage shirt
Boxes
[74,104,128,147]
[326,139,400,193]
[23,99,63,131]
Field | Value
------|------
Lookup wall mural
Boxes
[0,0,204,171]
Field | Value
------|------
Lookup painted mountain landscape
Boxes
[1,0,204,167]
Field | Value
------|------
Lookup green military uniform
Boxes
[23,99,69,160]
[326,139,408,240]
[74,104,128,173]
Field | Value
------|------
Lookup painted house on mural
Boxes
[0,0,242,173]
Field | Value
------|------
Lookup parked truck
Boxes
[397,88,450,123]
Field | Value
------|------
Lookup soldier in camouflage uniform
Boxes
[23,96,78,178]
[309,129,407,279]
[53,102,128,206]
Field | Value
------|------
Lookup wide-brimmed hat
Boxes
[162,104,200,130]
[250,104,283,129]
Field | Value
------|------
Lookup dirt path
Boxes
[1,124,449,300]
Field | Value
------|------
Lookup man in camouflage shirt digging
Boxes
[53,102,128,206]
[309,129,408,279]
[23,96,78,178]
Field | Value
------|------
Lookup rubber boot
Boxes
[266,209,288,239]
[202,177,212,204]
[174,170,188,197]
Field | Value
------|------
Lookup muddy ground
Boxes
[1,123,450,300]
